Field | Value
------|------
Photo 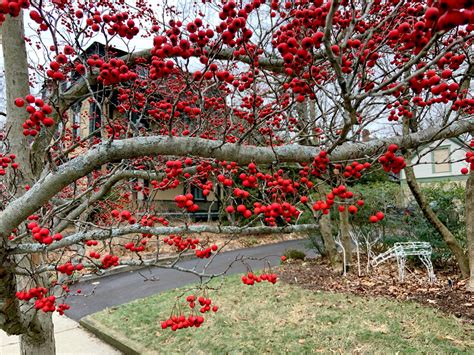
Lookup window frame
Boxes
[431,145,452,174]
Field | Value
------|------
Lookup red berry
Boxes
[14,98,25,107]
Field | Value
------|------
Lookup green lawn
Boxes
[87,275,473,353]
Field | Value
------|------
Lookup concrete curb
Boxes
[80,316,147,355]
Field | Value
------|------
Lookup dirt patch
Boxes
[279,258,474,323]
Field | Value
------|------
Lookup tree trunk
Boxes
[404,164,470,277]
[466,169,474,290]
[20,312,55,355]
[339,208,352,271]
[1,13,56,353]
[319,211,338,266]
[2,13,34,184]
[0,253,25,335]
[315,185,338,266]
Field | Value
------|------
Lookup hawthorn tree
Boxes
[0,0,473,353]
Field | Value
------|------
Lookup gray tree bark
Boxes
[315,185,338,266]
[1,120,474,242]
[404,164,470,278]
[2,13,34,185]
[1,13,55,354]
[339,208,352,271]
[466,169,474,290]
[319,211,338,266]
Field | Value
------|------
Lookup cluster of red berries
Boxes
[88,57,138,86]
[16,287,48,303]
[56,262,84,275]
[174,194,199,212]
[150,160,185,190]
[241,272,278,285]
[29,9,47,31]
[461,146,473,174]
[407,68,461,103]
[232,188,250,199]
[56,303,71,315]
[297,164,315,189]
[195,244,218,258]
[33,295,57,313]
[312,199,332,214]
[338,204,359,214]
[425,2,474,32]
[379,144,406,174]
[161,314,205,331]
[0,0,29,25]
[161,294,218,331]
[311,151,330,176]
[369,211,385,223]
[337,161,372,179]
[16,287,69,315]
[83,11,139,38]
[313,185,361,215]
[162,235,218,258]
[217,0,253,46]
[85,239,98,247]
[15,95,54,136]
[238,163,259,188]
[148,57,175,80]
[46,53,69,81]
[163,235,200,251]
[259,202,301,225]
[217,173,234,187]
[227,201,300,225]
[193,180,213,197]
[139,214,169,237]
[111,209,136,224]
[226,203,252,218]
[89,251,101,259]
[124,242,145,252]
[239,165,263,187]
[27,222,62,245]
[0,153,18,176]
[101,254,119,269]
[165,160,184,176]
[186,295,218,313]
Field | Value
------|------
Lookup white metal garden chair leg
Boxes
[350,231,361,277]
[335,235,346,276]
[396,256,406,282]
[418,254,436,282]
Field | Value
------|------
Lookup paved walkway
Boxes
[66,238,314,320]
[0,313,120,354]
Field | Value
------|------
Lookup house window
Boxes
[191,185,205,201]
[433,147,451,173]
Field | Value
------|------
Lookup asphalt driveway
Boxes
[65,239,315,320]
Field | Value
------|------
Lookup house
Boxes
[61,42,221,219]
[400,138,469,184]
[398,138,469,204]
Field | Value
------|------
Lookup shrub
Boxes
[284,249,306,260]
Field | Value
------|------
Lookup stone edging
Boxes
[80,316,147,355]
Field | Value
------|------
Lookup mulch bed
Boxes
[279,257,474,323]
